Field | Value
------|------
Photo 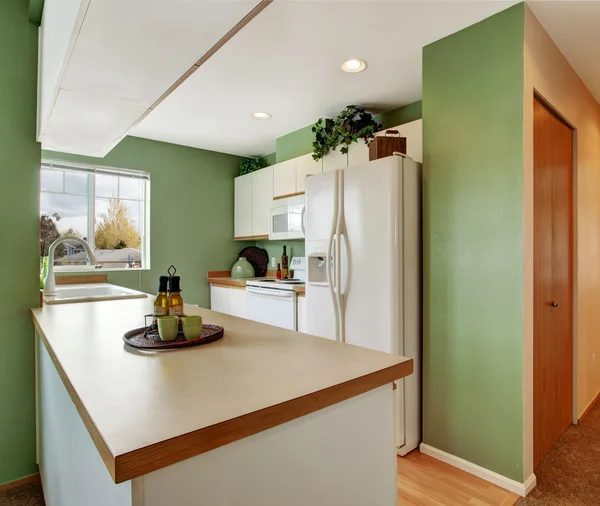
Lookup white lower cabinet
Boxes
[297,295,306,333]
[228,288,247,318]
[210,285,230,314]
[211,285,246,318]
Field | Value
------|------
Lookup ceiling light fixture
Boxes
[341,59,368,73]
[251,112,271,120]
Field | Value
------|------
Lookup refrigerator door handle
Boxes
[326,171,341,342]
[335,169,344,342]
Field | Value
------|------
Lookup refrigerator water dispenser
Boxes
[308,254,329,285]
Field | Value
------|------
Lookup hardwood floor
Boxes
[398,451,520,505]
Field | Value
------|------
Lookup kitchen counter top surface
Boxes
[31,297,411,484]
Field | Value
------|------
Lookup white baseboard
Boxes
[419,443,536,497]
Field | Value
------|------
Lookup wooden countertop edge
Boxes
[30,310,118,482]
[113,358,413,483]
[207,278,247,288]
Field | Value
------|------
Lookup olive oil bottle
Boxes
[168,275,184,317]
[153,276,169,321]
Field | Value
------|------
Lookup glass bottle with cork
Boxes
[281,245,289,279]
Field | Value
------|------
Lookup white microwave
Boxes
[269,195,305,240]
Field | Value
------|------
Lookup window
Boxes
[40,160,150,271]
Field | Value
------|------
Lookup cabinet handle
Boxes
[551,301,559,308]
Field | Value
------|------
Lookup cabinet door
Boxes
[296,153,323,194]
[252,166,273,237]
[323,147,348,172]
[228,288,247,318]
[297,295,306,332]
[210,285,230,314]
[273,159,297,199]
[347,140,370,167]
[234,173,253,239]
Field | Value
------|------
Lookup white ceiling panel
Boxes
[132,1,517,157]
[41,89,148,157]
[62,0,263,107]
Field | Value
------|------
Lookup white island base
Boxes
[37,333,398,506]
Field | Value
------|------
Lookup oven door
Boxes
[246,287,297,330]
[269,203,305,240]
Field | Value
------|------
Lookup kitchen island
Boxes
[31,297,412,506]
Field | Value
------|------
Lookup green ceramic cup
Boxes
[157,316,178,341]
[181,315,203,340]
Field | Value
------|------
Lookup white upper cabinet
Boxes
[252,166,273,238]
[296,154,323,194]
[273,159,297,199]
[323,147,348,172]
[347,139,370,168]
[234,173,253,239]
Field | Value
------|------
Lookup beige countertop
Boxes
[31,298,411,484]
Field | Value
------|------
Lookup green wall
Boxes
[44,138,253,309]
[422,4,525,481]
[273,101,422,163]
[0,0,41,486]
[255,240,305,271]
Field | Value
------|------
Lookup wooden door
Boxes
[533,96,573,467]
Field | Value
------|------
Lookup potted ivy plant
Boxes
[311,106,381,162]
[239,158,262,176]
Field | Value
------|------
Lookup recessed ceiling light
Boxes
[251,112,271,120]
[341,59,368,73]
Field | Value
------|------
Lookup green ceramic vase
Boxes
[231,257,255,278]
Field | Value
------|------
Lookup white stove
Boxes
[246,258,305,330]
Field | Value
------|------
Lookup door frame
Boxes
[530,91,578,462]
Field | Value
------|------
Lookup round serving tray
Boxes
[123,324,224,350]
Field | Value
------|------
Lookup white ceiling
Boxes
[131,1,518,157]
[528,1,600,105]
[41,0,263,157]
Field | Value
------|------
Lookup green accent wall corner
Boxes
[275,125,315,163]
[377,100,422,130]
[44,138,254,309]
[0,0,41,485]
[28,0,44,25]
[258,152,276,168]
[422,3,525,482]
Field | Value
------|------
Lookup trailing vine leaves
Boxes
[311,106,382,160]
[311,118,338,161]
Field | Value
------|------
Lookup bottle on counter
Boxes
[276,263,282,279]
[281,245,289,279]
[153,276,169,323]
[168,275,184,317]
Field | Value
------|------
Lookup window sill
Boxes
[54,267,150,274]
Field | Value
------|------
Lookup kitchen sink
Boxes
[44,283,148,305]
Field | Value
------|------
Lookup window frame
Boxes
[41,158,151,273]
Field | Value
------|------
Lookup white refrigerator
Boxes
[305,154,421,456]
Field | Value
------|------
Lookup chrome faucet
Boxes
[43,236,99,296]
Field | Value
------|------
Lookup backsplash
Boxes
[255,240,305,269]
